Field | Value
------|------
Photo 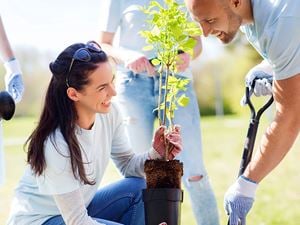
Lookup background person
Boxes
[98,1,220,225]
[0,15,24,186]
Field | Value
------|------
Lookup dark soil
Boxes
[144,159,183,189]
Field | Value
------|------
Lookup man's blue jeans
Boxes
[42,177,146,225]
[115,71,220,225]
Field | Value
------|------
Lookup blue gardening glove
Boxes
[4,59,24,103]
[224,176,258,225]
[240,61,273,106]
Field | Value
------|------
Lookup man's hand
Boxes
[125,55,156,75]
[149,125,182,160]
[240,61,273,106]
[4,59,24,103]
[224,176,257,225]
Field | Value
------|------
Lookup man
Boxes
[184,0,300,224]
[0,15,24,186]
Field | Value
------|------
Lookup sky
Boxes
[1,0,102,52]
[0,0,224,57]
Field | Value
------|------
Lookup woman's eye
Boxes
[207,19,215,24]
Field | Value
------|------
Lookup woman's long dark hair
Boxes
[26,42,108,185]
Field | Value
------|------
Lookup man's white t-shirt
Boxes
[241,0,300,80]
[7,103,148,225]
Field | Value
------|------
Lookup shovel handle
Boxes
[227,80,274,225]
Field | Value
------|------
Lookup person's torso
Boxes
[7,112,116,225]
[242,0,299,59]
[117,0,186,58]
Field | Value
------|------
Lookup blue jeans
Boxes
[116,71,220,225]
[42,177,146,225]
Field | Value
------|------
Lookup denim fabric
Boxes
[115,71,220,225]
[42,177,146,225]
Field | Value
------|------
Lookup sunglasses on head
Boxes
[66,41,103,87]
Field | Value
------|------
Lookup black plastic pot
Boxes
[143,188,183,225]
[0,91,15,121]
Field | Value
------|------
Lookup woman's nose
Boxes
[109,83,117,96]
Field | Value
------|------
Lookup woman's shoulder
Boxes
[44,129,70,163]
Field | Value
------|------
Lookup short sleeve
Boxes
[99,0,121,33]
[268,17,300,80]
[36,131,80,195]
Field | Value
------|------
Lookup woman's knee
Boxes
[126,177,146,190]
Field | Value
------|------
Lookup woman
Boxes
[7,41,182,225]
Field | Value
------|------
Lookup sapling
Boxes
[140,0,202,160]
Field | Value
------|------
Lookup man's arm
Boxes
[0,16,14,62]
[99,32,126,65]
[0,15,24,103]
[244,73,300,182]
[99,31,155,75]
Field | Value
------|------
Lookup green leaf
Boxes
[181,38,197,50]
[149,1,163,9]
[150,58,161,66]
[142,45,154,51]
[178,94,190,107]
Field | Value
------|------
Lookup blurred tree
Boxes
[192,32,263,116]
[0,46,53,117]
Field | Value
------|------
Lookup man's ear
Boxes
[66,87,80,102]
[230,0,241,8]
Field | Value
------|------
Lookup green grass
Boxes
[1,115,300,225]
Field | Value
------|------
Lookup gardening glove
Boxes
[4,58,24,103]
[224,175,258,225]
[176,52,190,72]
[149,125,182,160]
[240,60,273,106]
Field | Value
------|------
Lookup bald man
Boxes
[185,0,300,224]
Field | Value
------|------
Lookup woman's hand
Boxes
[150,125,182,160]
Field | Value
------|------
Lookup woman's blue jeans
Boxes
[42,177,146,225]
[115,71,220,225]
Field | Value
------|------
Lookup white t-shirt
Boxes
[99,0,194,78]
[241,0,300,80]
[7,103,148,225]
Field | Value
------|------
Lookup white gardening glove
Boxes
[224,176,258,225]
[4,58,24,103]
[240,61,273,106]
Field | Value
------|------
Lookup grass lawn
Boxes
[1,115,300,225]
